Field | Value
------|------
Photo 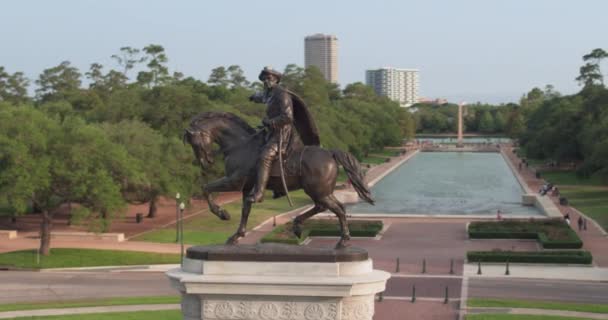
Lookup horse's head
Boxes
[184,112,258,169]
[183,128,214,169]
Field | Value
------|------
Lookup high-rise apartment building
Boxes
[365,68,419,107]
[304,34,338,83]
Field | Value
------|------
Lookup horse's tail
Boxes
[332,150,375,205]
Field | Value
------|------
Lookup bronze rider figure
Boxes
[246,67,295,203]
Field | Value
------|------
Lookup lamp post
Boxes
[175,193,180,243]
[179,201,185,268]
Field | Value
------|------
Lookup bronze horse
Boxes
[184,112,374,248]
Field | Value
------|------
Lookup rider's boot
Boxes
[246,153,273,203]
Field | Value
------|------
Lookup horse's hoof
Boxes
[293,224,302,238]
[334,241,349,250]
[220,209,231,221]
[225,236,239,245]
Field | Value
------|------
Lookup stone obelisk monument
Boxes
[457,102,464,147]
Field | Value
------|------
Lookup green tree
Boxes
[227,65,249,88]
[576,48,607,87]
[137,44,169,87]
[111,46,147,79]
[493,111,506,133]
[100,120,197,218]
[0,107,140,255]
[35,61,82,102]
[576,63,603,87]
[208,66,229,87]
[478,110,495,133]
[0,66,29,104]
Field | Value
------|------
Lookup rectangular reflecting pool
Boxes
[349,152,542,216]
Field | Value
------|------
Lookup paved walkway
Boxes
[464,263,608,281]
[0,304,179,319]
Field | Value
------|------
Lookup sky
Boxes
[1,0,607,104]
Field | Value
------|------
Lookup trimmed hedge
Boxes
[261,219,383,245]
[468,219,583,249]
[467,250,593,264]
[538,229,583,249]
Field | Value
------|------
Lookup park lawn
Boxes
[559,186,608,232]
[468,298,608,314]
[1,310,181,320]
[362,156,387,165]
[135,229,231,245]
[369,149,401,157]
[0,296,179,312]
[133,189,312,245]
[467,315,594,320]
[0,249,180,269]
[541,171,604,186]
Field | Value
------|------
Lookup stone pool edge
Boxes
[499,148,562,218]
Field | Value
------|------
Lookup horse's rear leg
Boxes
[318,194,351,249]
[292,204,325,238]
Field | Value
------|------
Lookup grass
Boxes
[1,310,182,320]
[362,155,388,165]
[0,248,180,269]
[559,186,608,232]
[133,189,312,245]
[467,315,594,320]
[0,296,180,312]
[468,298,608,314]
[541,171,604,186]
[135,229,231,245]
[369,149,401,157]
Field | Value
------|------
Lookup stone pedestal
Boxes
[166,244,390,320]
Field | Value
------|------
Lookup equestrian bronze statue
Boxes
[183,67,374,248]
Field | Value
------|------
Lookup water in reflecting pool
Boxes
[415,136,512,144]
[349,152,541,216]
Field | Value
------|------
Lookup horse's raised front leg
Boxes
[226,194,253,245]
[202,175,244,221]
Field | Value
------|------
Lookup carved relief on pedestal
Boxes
[214,302,235,319]
[304,303,324,320]
[201,299,339,320]
[259,302,279,319]
[341,297,373,320]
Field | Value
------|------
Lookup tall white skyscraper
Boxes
[366,68,419,107]
[304,34,338,83]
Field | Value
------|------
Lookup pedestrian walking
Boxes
[577,216,583,231]
[583,217,588,230]
[564,213,571,226]
[496,209,503,221]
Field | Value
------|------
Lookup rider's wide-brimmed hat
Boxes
[258,67,282,82]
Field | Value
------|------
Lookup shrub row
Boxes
[538,230,583,249]
[261,220,383,245]
[467,250,592,264]
[468,219,583,249]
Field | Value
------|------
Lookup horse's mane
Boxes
[189,112,256,134]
